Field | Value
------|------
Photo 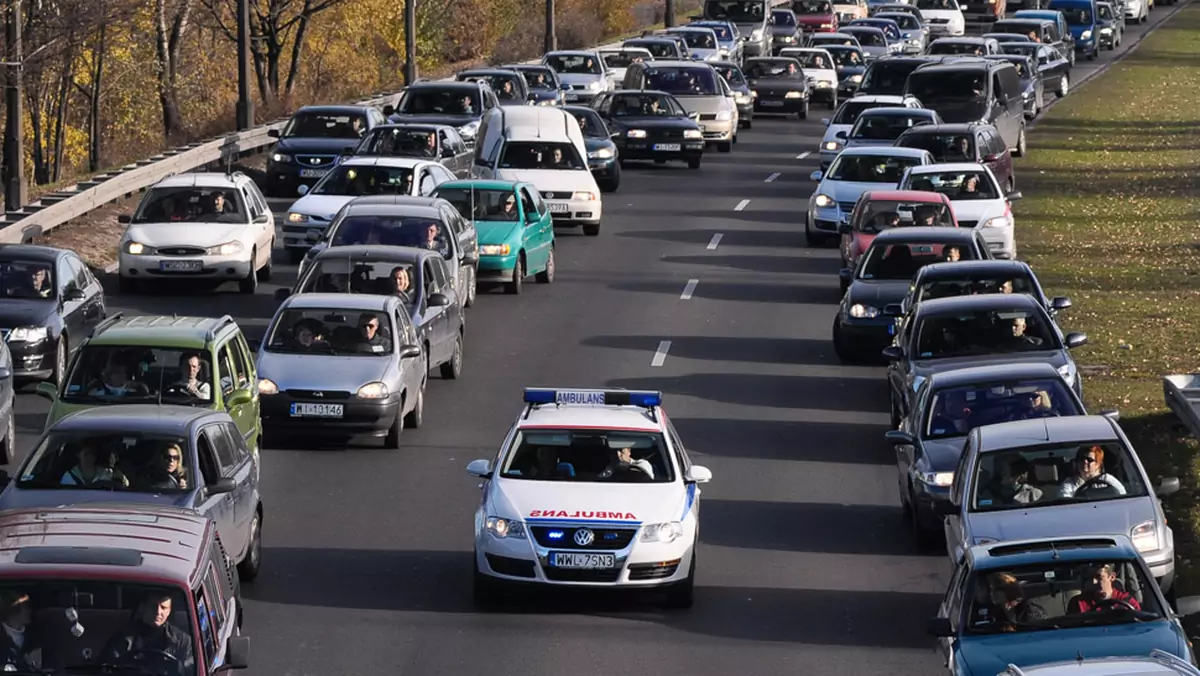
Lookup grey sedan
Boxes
[255,293,428,449]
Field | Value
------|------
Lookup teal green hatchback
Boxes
[433,180,555,295]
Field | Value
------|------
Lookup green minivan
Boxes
[433,180,555,294]
[34,314,262,453]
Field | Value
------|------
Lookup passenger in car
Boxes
[1068,563,1141,613]
[61,442,128,487]
[0,591,41,670]
[980,572,1046,630]
[984,455,1043,505]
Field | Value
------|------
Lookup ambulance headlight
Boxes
[640,521,684,543]
[485,516,527,539]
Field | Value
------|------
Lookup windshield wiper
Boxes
[61,664,163,675]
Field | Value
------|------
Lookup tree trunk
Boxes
[154,0,191,141]
[88,21,107,172]
[51,53,74,183]
[26,86,47,186]
[284,0,314,99]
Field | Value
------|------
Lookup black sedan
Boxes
[456,68,530,107]
[563,106,621,192]
[826,45,868,98]
[504,64,568,105]
[265,105,387,197]
[590,90,705,169]
[771,9,804,52]
[348,123,473,178]
[0,245,106,387]
[833,227,988,363]
[711,62,756,129]
[895,259,1072,320]
[383,81,500,150]
[744,58,812,119]
[985,54,1044,118]
[1000,42,1071,98]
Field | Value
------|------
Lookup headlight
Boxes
[751,28,764,40]
[640,521,684,543]
[849,304,879,318]
[1131,521,1157,553]
[627,129,648,138]
[572,191,597,201]
[7,326,47,343]
[981,215,1011,229]
[814,194,834,207]
[480,243,511,256]
[588,147,615,159]
[850,74,863,83]
[823,141,841,151]
[124,241,150,255]
[1057,364,1076,386]
[683,129,704,139]
[1100,27,1112,34]
[751,90,758,98]
[719,48,730,56]
[271,153,291,163]
[715,110,733,121]
[459,121,481,138]
[920,471,954,487]
[257,378,279,395]
[287,212,309,223]
[539,98,557,106]
[785,91,804,99]
[1081,29,1092,40]
[205,241,244,256]
[588,80,603,90]
[356,382,389,399]
[485,516,527,539]
[734,93,750,104]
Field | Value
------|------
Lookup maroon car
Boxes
[792,0,839,33]
[892,122,1017,193]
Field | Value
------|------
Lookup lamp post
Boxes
[404,0,417,85]
[545,0,557,53]
[3,0,26,210]
[665,0,676,27]
[235,0,254,130]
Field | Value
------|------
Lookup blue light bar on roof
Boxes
[523,388,663,408]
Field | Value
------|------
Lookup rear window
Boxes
[849,112,934,141]
[860,240,977,280]
[860,61,922,95]
[896,131,977,161]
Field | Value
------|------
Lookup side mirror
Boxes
[428,293,450,307]
[216,636,250,671]
[226,389,253,407]
[821,118,831,126]
[610,131,622,140]
[207,477,237,496]
[1100,409,1120,421]
[117,214,132,224]
[1175,596,1200,617]
[382,105,396,116]
[838,268,853,284]
[64,287,85,301]
[882,345,904,361]
[296,184,310,196]
[527,92,539,102]
[983,153,998,162]
[1064,332,1088,349]
[273,288,291,302]
[399,344,422,359]
[838,223,853,235]
[685,465,713,483]
[885,429,916,445]
[466,459,492,478]
[810,170,823,181]
[267,129,280,138]
[688,111,700,121]
[253,213,270,224]
[1006,190,1023,201]
[926,617,954,637]
[35,382,58,402]
[835,130,847,139]
[1050,296,1072,311]
[883,303,903,317]
[1156,476,1181,497]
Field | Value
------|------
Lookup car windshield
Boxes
[845,28,887,45]
[930,40,988,55]
[1001,42,1041,57]
[826,153,925,182]
[1098,4,1113,19]
[266,308,395,356]
[460,72,522,101]
[515,67,555,89]
[914,273,1037,303]
[705,0,766,22]
[795,0,834,13]
[880,13,921,28]
[963,559,1163,635]
[897,131,978,161]
[282,111,366,139]
[328,215,451,257]
[675,30,718,48]
[773,10,798,25]
[18,431,192,493]
[564,108,606,137]
[644,66,720,95]
[713,64,748,85]
[1005,59,1031,78]
[745,59,803,79]
[436,187,522,222]
[626,40,678,58]
[906,170,1000,200]
[988,33,1031,42]
[1052,4,1092,23]
[696,23,733,39]
[859,239,974,279]
[782,51,832,69]
[0,260,54,300]
[611,92,687,117]
[61,346,221,406]
[908,70,987,102]
[500,429,676,483]
[856,201,955,234]
[849,112,933,140]
[915,307,1060,358]
[355,127,438,158]
[498,141,586,170]
[602,51,649,69]
[923,378,1079,440]
[971,440,1148,511]
[398,88,480,115]
[133,187,247,224]
[0,581,196,675]
[832,100,890,124]
[546,53,604,74]
[860,61,922,94]
[915,0,958,9]
[296,257,419,305]
[312,165,415,196]
[826,46,865,67]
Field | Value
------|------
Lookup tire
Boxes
[909,486,936,550]
[687,158,701,169]
[798,101,809,120]
[743,117,753,129]
[663,552,696,609]
[717,141,732,153]
[117,276,138,295]
[51,335,67,389]
[238,250,259,294]
[804,217,821,247]
[1006,175,1016,194]
[1057,74,1069,98]
[827,94,838,110]
[256,243,273,282]
[582,223,600,236]
[473,559,501,607]
[404,383,424,429]
[383,400,404,448]
[464,267,477,308]
[237,508,262,581]
[535,247,555,283]
[1013,126,1027,158]
[832,320,854,365]
[505,256,524,295]
[439,331,463,380]
[286,248,307,265]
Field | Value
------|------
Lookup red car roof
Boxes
[860,190,952,204]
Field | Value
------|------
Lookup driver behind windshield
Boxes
[355,313,389,353]
[600,444,655,480]
[88,360,150,397]
[26,265,51,298]
[0,591,39,671]
[929,388,975,436]
[1068,563,1140,613]
[173,353,211,401]
[102,592,194,674]
[1058,445,1126,498]
[61,442,128,487]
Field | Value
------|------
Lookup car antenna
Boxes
[1050,541,1060,560]
[156,351,166,406]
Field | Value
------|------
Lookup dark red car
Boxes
[892,122,1017,193]
[792,0,839,33]
[839,190,958,268]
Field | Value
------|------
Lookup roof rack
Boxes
[205,315,237,341]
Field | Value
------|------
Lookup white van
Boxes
[471,106,603,236]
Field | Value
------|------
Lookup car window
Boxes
[432,258,451,289]
[861,241,975,280]
[224,338,250,391]
[135,186,249,224]
[223,421,250,464]
[916,273,1037,303]
[424,261,440,293]
[945,561,968,629]
[915,307,1058,358]
[195,582,219,667]
[971,438,1147,512]
[827,154,925,182]
[61,345,215,405]
[16,431,190,493]
[395,309,418,345]
[905,170,1000,200]
[215,345,235,396]
[519,188,537,217]
[925,377,1079,440]
[66,255,90,291]
[500,429,676,483]
[202,423,240,476]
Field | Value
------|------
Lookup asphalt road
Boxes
[3,10,1181,675]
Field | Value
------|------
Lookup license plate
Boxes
[565,92,579,101]
[159,260,202,272]
[299,169,328,178]
[290,402,344,418]
[549,552,616,569]
[760,100,785,107]
[653,143,681,151]
[548,203,569,213]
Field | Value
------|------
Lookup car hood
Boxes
[611,115,697,130]
[836,65,868,77]
[921,8,963,19]
[1067,24,1091,38]
[967,498,1159,544]
[911,350,1069,381]
[584,137,615,152]
[957,624,1185,676]
[558,73,605,86]
[489,479,687,525]
[494,168,599,192]
[691,48,721,60]
[846,279,913,307]
[288,194,357,220]
[257,352,391,389]
[389,113,478,127]
[0,299,55,328]
[918,436,969,472]
[749,79,808,94]
[803,67,839,81]
[273,136,363,155]
[818,179,901,202]
[528,89,560,102]
[674,96,731,114]
[0,487,193,512]
[928,100,987,123]
[797,14,836,25]
[127,223,253,248]
[859,44,888,56]
[948,198,1006,222]
[844,137,898,149]
[475,220,521,245]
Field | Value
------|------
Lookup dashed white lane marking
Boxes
[651,340,672,367]
[734,199,751,211]
[796,151,811,160]
[765,173,781,182]
[707,233,723,250]
[680,279,699,300]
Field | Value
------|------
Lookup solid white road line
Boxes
[651,340,672,367]
[796,151,811,160]
[707,233,723,250]
[681,279,699,300]
[734,199,750,211]
[765,173,780,183]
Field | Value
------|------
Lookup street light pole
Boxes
[665,0,676,27]
[3,0,26,211]
[404,0,416,85]
[235,0,254,130]
[545,0,556,53]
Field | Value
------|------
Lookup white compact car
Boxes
[779,48,840,108]
[899,162,1020,259]
[117,172,275,294]
[467,388,712,608]
[807,146,935,245]
[819,95,924,168]
[915,0,965,36]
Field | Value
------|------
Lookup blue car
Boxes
[928,535,1200,676]
[1047,0,1100,59]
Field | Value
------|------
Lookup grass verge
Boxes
[1017,2,1200,592]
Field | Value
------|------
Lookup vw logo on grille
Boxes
[542,191,557,199]
[573,528,595,547]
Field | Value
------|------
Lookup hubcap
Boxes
[250,516,260,564]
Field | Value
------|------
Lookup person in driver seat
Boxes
[0,591,41,671]
[173,353,211,401]
[1058,445,1126,498]
[102,593,194,674]
[600,444,654,480]
[1017,389,1056,419]
[1068,563,1140,613]
[61,441,127,487]
[929,388,975,436]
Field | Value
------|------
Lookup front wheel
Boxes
[440,332,464,380]
[582,223,600,236]
[797,101,809,120]
[1013,126,1027,158]
[1057,74,1069,98]
[237,509,262,581]
[238,250,259,294]
[687,157,701,169]
[827,94,838,110]
[535,247,555,284]
[717,141,732,153]
[505,256,524,295]
[663,552,696,609]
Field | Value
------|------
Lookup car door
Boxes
[518,186,550,270]
[936,558,969,665]
[394,307,422,389]
[194,424,240,557]
[432,257,461,323]
[983,128,1013,188]
[217,420,257,550]
[240,183,272,263]
[421,258,451,362]
[67,255,105,337]
[896,380,930,495]
[437,206,468,303]
[57,256,93,343]
[215,341,253,442]
[243,180,274,250]
[943,433,976,560]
